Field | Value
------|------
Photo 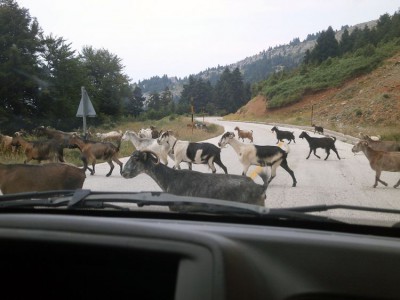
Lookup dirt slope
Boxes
[228,52,400,139]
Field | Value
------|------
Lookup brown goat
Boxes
[0,163,86,195]
[149,126,159,138]
[234,126,253,143]
[11,136,64,164]
[359,134,400,152]
[34,125,78,150]
[69,134,123,177]
[0,134,14,153]
[352,141,400,188]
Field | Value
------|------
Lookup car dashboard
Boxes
[0,211,399,300]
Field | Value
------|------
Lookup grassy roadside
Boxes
[224,110,400,141]
[0,115,224,166]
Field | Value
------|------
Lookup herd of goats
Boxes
[0,123,399,206]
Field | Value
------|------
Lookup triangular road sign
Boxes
[76,87,96,117]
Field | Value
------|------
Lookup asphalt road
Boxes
[83,117,400,225]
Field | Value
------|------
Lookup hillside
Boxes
[137,20,378,97]
[226,50,400,139]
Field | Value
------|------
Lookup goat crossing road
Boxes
[83,118,400,224]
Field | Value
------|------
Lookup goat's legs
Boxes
[267,163,279,184]
[57,149,65,163]
[394,178,400,188]
[280,159,297,187]
[313,149,321,159]
[374,170,388,188]
[81,156,94,175]
[332,146,341,160]
[172,158,182,170]
[241,164,251,177]
[324,149,330,160]
[112,157,123,175]
[214,156,228,174]
[106,161,114,177]
[258,169,269,186]
[207,158,217,173]
[306,148,313,159]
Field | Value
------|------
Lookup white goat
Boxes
[138,128,153,138]
[96,130,123,142]
[157,131,228,174]
[218,131,297,187]
[122,130,170,165]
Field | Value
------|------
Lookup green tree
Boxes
[308,26,339,64]
[125,86,145,117]
[160,86,173,112]
[147,91,160,111]
[339,28,353,55]
[180,76,213,113]
[0,0,42,129]
[37,34,87,124]
[375,13,392,42]
[80,46,130,118]
[214,68,234,112]
[214,67,248,114]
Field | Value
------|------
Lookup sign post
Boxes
[76,86,96,138]
[311,104,314,126]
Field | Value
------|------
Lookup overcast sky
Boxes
[17,0,400,83]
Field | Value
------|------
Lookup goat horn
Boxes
[143,150,160,165]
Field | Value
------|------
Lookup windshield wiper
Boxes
[280,204,400,215]
[0,190,130,211]
[0,189,343,223]
[0,189,270,215]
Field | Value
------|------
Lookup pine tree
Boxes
[125,86,145,117]
[160,86,173,112]
[308,26,339,64]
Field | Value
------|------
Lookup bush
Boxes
[354,108,363,117]
[259,40,400,109]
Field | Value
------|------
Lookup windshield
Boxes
[1,0,400,228]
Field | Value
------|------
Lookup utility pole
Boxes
[311,104,314,126]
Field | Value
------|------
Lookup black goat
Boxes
[312,124,324,134]
[299,131,340,160]
[271,126,296,144]
[121,150,266,207]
